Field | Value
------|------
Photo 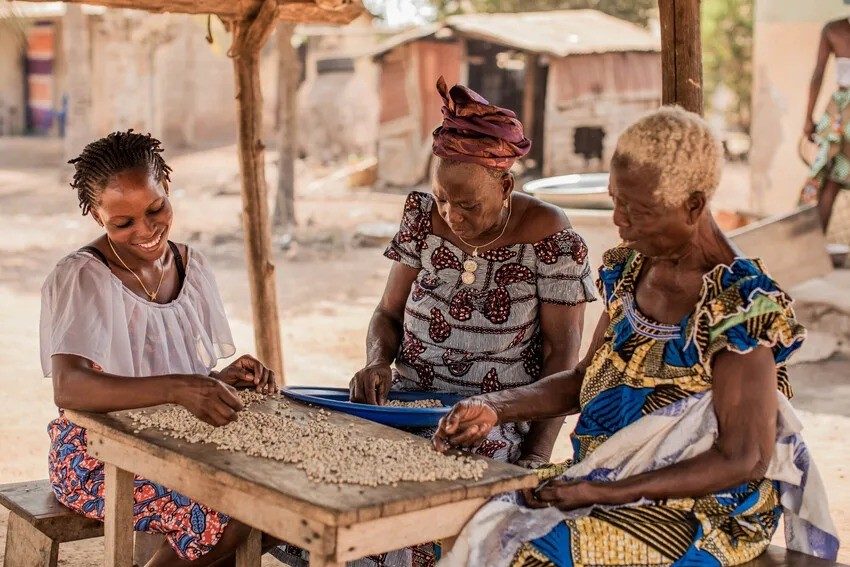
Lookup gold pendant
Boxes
[463,259,478,272]
[461,271,476,285]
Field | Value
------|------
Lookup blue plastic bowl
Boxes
[281,387,463,428]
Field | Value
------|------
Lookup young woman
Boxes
[42,130,276,566]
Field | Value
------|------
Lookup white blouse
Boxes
[40,247,235,378]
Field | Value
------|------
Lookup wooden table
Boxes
[65,398,537,566]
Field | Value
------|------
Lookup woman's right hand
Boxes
[432,398,499,453]
[175,375,244,426]
[349,363,393,405]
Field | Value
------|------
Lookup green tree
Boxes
[701,0,754,132]
[432,0,657,26]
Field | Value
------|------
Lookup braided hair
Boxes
[68,130,173,216]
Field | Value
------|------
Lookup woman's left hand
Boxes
[216,355,277,394]
[522,479,602,511]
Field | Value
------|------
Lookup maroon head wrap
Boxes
[432,76,531,171]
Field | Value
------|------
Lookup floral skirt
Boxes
[48,415,230,561]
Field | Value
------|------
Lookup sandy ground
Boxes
[0,139,848,564]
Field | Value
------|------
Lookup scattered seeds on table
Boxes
[128,391,486,486]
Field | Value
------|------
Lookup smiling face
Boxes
[432,159,513,241]
[609,153,705,259]
[92,167,173,263]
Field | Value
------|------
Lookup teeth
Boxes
[137,234,162,250]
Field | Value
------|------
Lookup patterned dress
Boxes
[511,247,807,567]
[41,246,235,561]
[275,191,598,566]
[385,191,597,462]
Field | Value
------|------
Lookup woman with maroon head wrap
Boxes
[350,75,596,469]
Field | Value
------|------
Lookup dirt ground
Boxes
[0,139,847,565]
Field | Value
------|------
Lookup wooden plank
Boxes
[0,480,103,543]
[4,512,59,567]
[231,0,285,380]
[65,402,536,528]
[104,464,134,567]
[335,497,486,561]
[729,205,832,289]
[22,0,362,23]
[236,528,263,567]
[658,0,703,114]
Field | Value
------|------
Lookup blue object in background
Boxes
[281,387,462,428]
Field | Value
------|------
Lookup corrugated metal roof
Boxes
[446,10,659,56]
[373,10,659,59]
[370,23,441,57]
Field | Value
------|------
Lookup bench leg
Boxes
[235,528,262,567]
[104,463,135,567]
[4,511,59,567]
[308,556,343,567]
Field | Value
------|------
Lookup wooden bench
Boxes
[1,480,103,566]
[747,545,848,566]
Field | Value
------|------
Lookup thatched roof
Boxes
[17,0,363,24]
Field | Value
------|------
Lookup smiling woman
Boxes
[39,130,281,566]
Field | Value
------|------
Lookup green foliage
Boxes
[701,0,754,131]
[432,0,657,26]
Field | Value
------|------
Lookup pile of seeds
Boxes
[385,399,443,408]
[128,392,485,486]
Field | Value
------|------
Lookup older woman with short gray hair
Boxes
[433,107,839,567]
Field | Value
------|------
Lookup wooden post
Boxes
[62,4,92,163]
[522,53,539,142]
[659,0,704,115]
[235,528,262,566]
[104,464,134,567]
[273,22,299,233]
[230,0,285,382]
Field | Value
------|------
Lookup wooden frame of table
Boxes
[65,398,537,566]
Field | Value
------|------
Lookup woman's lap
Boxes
[48,416,230,561]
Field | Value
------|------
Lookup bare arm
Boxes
[519,302,586,463]
[433,311,610,451]
[805,25,832,138]
[532,346,779,509]
[350,261,420,404]
[52,354,244,426]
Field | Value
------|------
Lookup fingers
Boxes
[376,374,391,406]
[218,383,245,412]
[364,373,378,405]
[446,423,489,447]
[521,488,548,509]
[349,376,361,402]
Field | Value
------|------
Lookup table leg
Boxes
[235,528,262,567]
[104,463,134,567]
[308,555,344,567]
[441,535,459,554]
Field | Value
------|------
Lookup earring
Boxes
[503,199,509,209]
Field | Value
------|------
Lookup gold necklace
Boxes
[107,237,166,301]
[456,197,512,285]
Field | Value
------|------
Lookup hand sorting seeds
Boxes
[384,399,443,408]
[128,391,486,486]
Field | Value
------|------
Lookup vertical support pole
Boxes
[104,464,134,567]
[235,528,262,567]
[62,4,92,163]
[522,53,539,142]
[273,22,299,234]
[230,0,285,383]
[659,0,704,115]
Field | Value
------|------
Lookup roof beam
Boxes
[20,0,362,23]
